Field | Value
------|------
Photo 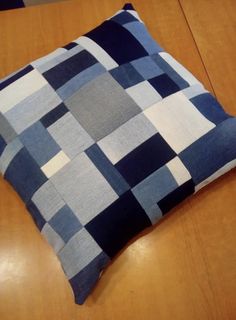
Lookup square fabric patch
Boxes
[0,3,236,305]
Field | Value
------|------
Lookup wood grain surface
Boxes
[0,1,235,319]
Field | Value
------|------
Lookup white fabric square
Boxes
[144,92,215,153]
[98,113,157,164]
[0,69,47,114]
[166,157,192,186]
[41,150,70,178]
[126,81,162,110]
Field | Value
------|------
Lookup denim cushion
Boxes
[0,3,235,304]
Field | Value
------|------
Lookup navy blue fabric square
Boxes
[115,133,176,187]
[69,251,110,304]
[0,0,24,11]
[26,200,46,231]
[110,63,143,89]
[49,205,82,242]
[158,180,195,214]
[4,148,47,203]
[149,74,180,98]
[43,50,97,90]
[85,190,151,257]
[151,53,189,90]
[85,20,148,65]
[63,42,78,50]
[40,103,69,128]
[123,3,135,10]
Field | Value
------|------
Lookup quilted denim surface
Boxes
[0,3,236,304]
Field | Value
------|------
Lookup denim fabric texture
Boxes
[0,3,235,304]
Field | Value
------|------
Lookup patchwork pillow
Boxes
[0,3,235,304]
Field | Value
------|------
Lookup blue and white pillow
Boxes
[0,3,235,304]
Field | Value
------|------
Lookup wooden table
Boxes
[0,1,235,319]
